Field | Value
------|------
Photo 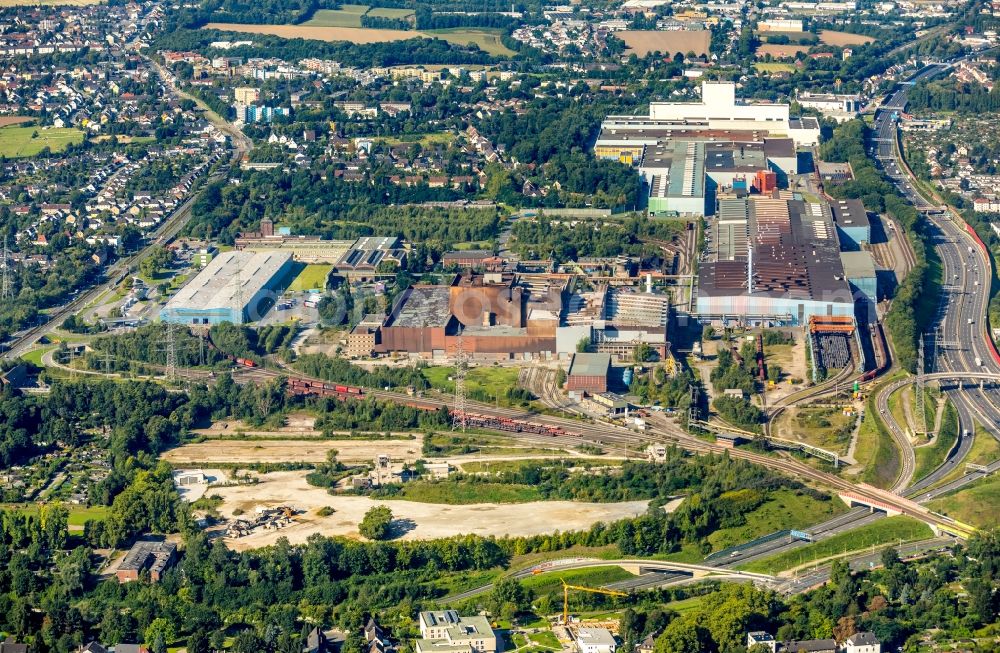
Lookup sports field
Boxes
[0,126,84,157]
[617,29,710,56]
[288,264,331,291]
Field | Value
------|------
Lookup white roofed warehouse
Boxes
[161,250,294,325]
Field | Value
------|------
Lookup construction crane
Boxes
[561,579,627,626]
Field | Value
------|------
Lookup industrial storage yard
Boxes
[210,471,653,549]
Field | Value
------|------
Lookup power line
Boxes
[1,236,12,301]
[453,331,467,432]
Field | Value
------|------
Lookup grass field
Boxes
[738,516,934,574]
[459,458,621,474]
[772,405,854,454]
[382,481,543,504]
[21,345,56,367]
[423,28,515,56]
[0,125,84,157]
[378,132,455,147]
[0,503,108,526]
[368,7,414,18]
[423,365,523,404]
[913,400,957,482]
[304,5,370,27]
[665,488,847,562]
[520,567,634,595]
[854,375,905,488]
[288,264,331,291]
[927,475,1000,528]
[925,426,1000,491]
[754,62,795,73]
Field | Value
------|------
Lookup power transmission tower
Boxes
[165,314,177,382]
[1,236,12,301]
[915,335,927,436]
[453,331,467,432]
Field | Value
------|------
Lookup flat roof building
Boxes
[116,540,177,583]
[416,611,497,653]
[567,352,612,394]
[840,251,877,303]
[161,250,293,325]
[697,197,855,325]
[575,628,617,653]
[831,198,870,248]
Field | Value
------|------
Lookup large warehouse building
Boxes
[161,250,294,325]
[594,82,814,217]
[695,196,856,326]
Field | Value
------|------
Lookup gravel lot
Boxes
[212,471,652,550]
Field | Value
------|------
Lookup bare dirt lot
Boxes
[819,30,875,46]
[0,116,32,127]
[756,43,810,58]
[163,437,423,464]
[204,23,422,43]
[618,30,711,56]
[213,471,651,549]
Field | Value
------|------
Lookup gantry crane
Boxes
[561,579,628,626]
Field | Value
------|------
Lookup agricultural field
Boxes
[756,43,810,58]
[304,5,370,28]
[0,125,84,157]
[617,29,711,56]
[288,263,332,291]
[202,23,515,55]
[210,470,651,549]
[0,116,32,127]
[203,22,420,44]
[819,30,875,46]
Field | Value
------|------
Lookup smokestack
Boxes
[646,273,652,294]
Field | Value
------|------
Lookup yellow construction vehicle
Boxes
[561,579,628,626]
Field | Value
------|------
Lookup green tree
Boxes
[359,505,394,540]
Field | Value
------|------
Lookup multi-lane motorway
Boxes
[872,60,1000,492]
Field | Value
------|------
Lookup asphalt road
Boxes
[870,59,1000,493]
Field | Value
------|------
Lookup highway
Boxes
[871,59,1000,493]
